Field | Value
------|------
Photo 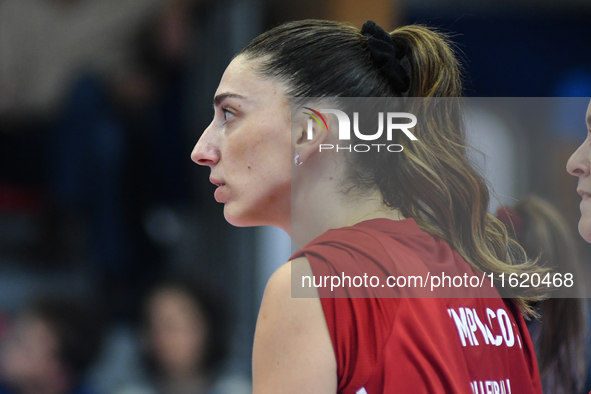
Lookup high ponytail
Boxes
[385,25,546,315]
[392,25,462,98]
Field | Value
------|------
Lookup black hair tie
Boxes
[361,20,410,93]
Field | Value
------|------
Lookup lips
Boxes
[210,177,226,187]
[577,189,591,206]
[211,178,226,202]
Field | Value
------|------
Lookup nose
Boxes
[191,124,220,167]
[566,139,590,178]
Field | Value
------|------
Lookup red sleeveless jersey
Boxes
[291,218,542,394]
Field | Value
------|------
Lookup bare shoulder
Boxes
[252,257,337,394]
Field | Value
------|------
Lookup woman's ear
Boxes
[292,108,332,164]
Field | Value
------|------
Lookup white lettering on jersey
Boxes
[497,308,515,347]
[449,307,477,346]
[355,388,368,394]
[471,379,511,394]
[448,307,521,348]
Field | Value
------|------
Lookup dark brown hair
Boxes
[29,298,104,383]
[513,196,588,393]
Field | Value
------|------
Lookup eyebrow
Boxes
[213,92,246,107]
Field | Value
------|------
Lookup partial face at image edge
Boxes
[566,99,591,243]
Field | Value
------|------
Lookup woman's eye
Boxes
[222,108,235,123]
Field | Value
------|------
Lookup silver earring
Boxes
[294,154,303,166]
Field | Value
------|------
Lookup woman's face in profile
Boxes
[191,55,292,227]
[566,99,591,242]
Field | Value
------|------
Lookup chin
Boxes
[223,211,249,227]
[579,219,591,243]
[223,206,260,227]
[224,204,281,228]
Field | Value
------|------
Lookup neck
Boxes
[290,175,404,247]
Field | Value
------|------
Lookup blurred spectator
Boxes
[117,280,249,394]
[0,298,104,394]
[0,0,171,121]
[497,196,588,393]
[93,0,196,320]
[0,0,198,321]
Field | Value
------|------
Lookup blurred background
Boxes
[0,0,590,393]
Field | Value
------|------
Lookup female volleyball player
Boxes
[567,99,591,243]
[566,98,591,394]
[192,20,544,393]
